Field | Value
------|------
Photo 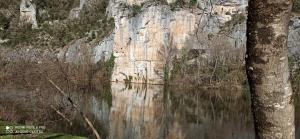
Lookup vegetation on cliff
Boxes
[0,0,114,49]
[293,0,300,13]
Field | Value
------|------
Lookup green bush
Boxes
[4,24,39,47]
[169,0,197,10]
[0,13,10,30]
[293,0,300,12]
[189,0,197,7]
[170,0,185,10]
[33,0,79,22]
[105,54,116,78]
[132,4,142,17]
[2,0,114,48]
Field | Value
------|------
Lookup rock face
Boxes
[106,1,199,84]
[57,37,113,63]
[20,0,38,28]
[15,0,297,84]
[16,0,250,84]
[103,0,247,84]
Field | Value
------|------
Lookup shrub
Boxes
[293,0,300,12]
[0,0,19,10]
[33,0,79,22]
[169,0,198,10]
[189,0,197,7]
[170,0,185,10]
[0,13,10,30]
[105,54,116,78]
[2,0,114,49]
[132,4,142,17]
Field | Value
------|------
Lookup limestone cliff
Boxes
[1,0,299,85]
[20,0,38,28]
[98,0,248,84]
[108,5,197,84]
[94,0,298,84]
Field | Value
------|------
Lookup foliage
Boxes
[170,0,184,10]
[105,54,116,78]
[164,65,170,84]
[169,0,197,10]
[132,4,142,17]
[101,85,113,108]
[170,49,189,80]
[4,24,39,47]
[189,0,198,7]
[1,0,114,48]
[0,0,19,14]
[0,13,10,30]
[293,0,300,12]
[168,34,246,88]
[33,0,79,22]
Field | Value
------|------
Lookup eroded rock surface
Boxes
[20,0,38,28]
[103,0,247,84]
[3,0,299,85]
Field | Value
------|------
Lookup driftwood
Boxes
[47,77,101,139]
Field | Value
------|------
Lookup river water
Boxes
[1,83,300,139]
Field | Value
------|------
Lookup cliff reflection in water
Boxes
[104,83,255,139]
[0,83,256,139]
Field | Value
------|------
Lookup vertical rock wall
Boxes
[107,1,198,84]
[105,0,249,84]
[20,0,38,28]
[57,0,300,85]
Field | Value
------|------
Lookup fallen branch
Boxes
[47,77,101,139]
[50,105,72,126]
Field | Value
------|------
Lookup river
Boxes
[1,83,300,139]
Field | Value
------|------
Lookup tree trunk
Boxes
[246,0,295,139]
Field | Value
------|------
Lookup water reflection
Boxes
[106,83,255,139]
[0,83,256,139]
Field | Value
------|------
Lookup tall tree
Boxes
[246,0,295,138]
